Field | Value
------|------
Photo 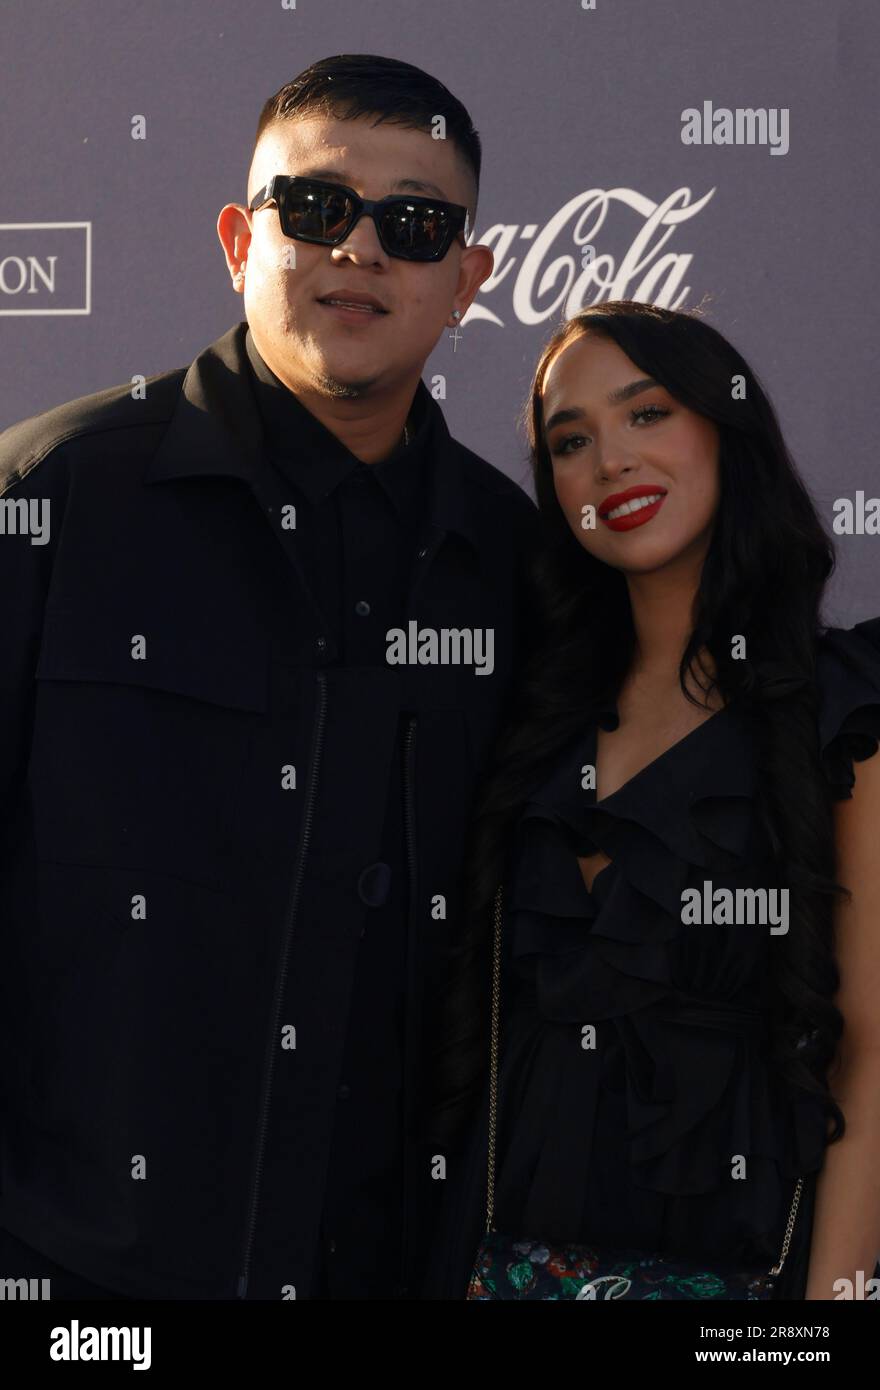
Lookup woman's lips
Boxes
[598,487,667,532]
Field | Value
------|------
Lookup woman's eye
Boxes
[553,433,589,455]
[551,405,669,454]
[630,404,669,425]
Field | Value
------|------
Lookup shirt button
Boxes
[328,1238,337,1255]
[316,636,327,653]
[357,861,391,906]
[417,547,428,559]
[354,600,371,617]
[337,1083,351,1101]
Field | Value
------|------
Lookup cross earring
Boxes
[449,308,463,352]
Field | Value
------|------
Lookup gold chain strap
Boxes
[484,882,504,1234]
[486,884,803,1275]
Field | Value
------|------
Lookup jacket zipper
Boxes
[399,714,418,1293]
[236,669,328,1299]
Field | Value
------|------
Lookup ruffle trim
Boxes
[500,658,863,1203]
[510,699,761,926]
[817,617,880,798]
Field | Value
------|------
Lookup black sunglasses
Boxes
[248,175,470,262]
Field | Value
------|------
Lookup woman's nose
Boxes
[596,450,638,482]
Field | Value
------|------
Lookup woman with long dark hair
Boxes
[425,301,880,1300]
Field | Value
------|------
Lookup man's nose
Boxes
[330,212,390,267]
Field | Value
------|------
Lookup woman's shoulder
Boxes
[815,617,880,799]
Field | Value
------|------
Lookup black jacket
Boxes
[0,321,538,1299]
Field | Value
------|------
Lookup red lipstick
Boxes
[598,484,668,532]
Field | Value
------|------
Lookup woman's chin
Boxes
[588,525,714,578]
[586,538,683,576]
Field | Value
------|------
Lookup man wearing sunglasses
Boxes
[0,54,537,1302]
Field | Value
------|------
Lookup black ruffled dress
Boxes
[427,619,880,1299]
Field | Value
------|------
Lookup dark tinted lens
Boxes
[379,200,454,259]
[283,181,354,241]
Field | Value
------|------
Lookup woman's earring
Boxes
[449,307,463,352]
[233,267,246,288]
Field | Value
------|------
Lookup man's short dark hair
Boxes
[253,53,482,213]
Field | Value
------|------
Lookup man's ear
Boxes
[217,204,252,286]
[451,242,494,321]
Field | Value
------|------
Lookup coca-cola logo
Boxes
[464,185,715,328]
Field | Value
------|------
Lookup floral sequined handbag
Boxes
[466,886,804,1301]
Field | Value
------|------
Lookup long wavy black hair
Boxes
[428,299,847,1154]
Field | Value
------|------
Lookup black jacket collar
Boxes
[145,320,483,551]
[243,324,430,521]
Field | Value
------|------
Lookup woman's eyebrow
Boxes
[545,378,660,433]
[606,377,659,405]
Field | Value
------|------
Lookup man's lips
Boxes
[598,484,668,532]
[316,292,389,323]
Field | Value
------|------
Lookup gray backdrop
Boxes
[1,0,876,622]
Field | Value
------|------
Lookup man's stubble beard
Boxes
[312,370,380,399]
[299,334,382,398]
[271,307,383,398]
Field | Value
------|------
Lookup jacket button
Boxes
[354,599,371,616]
[337,1083,351,1101]
[357,861,391,906]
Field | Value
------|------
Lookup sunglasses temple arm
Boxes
[249,181,274,212]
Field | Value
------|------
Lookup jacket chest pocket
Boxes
[29,610,269,890]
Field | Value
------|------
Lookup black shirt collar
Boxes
[145,321,487,556]
[244,325,431,518]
